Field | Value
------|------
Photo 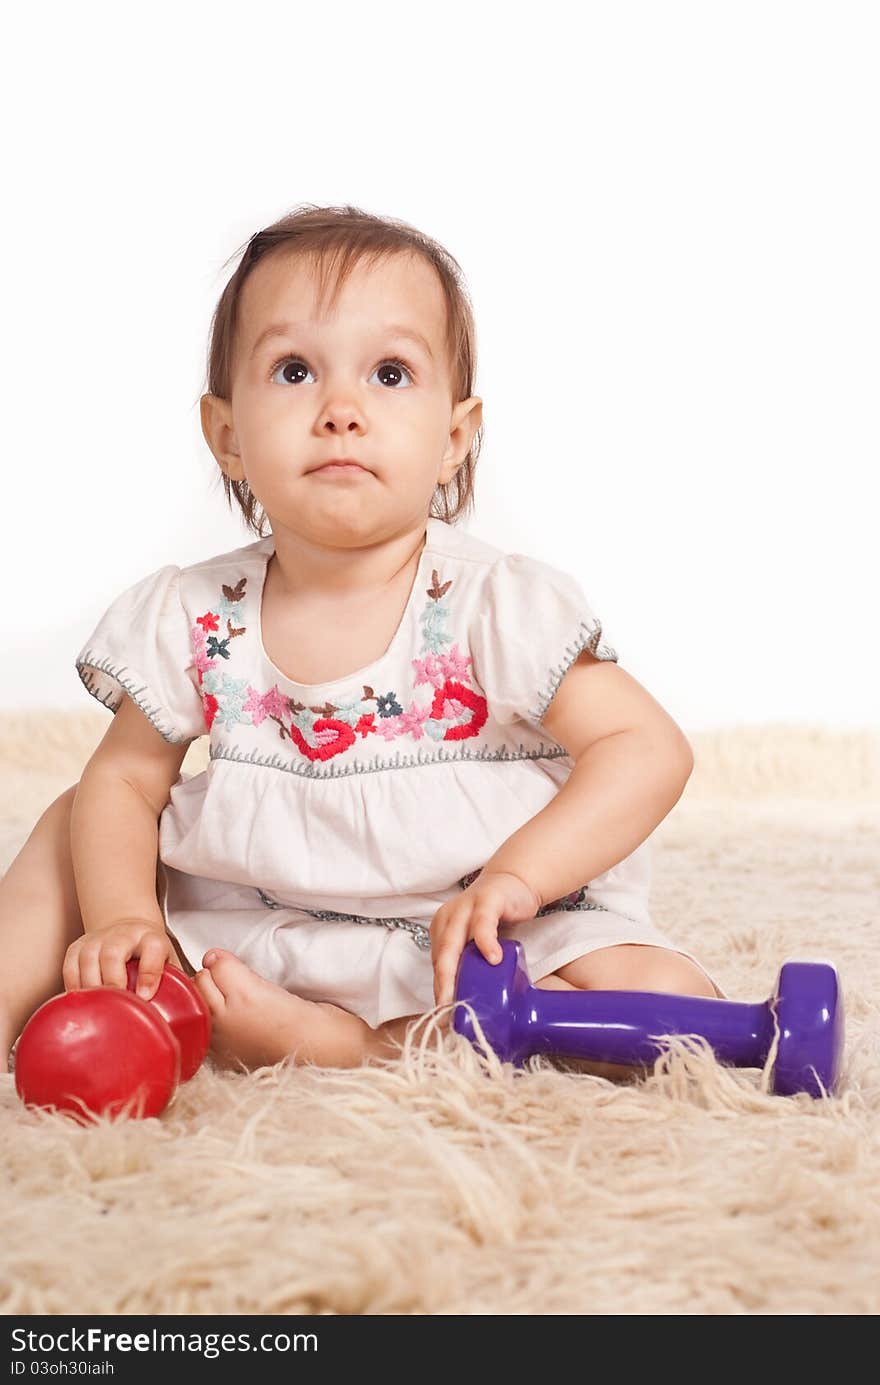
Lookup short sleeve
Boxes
[469,553,619,729]
[75,565,207,745]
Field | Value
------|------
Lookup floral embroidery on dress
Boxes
[189,564,489,762]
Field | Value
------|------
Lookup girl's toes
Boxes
[200,948,251,998]
[202,947,235,968]
[192,967,225,1014]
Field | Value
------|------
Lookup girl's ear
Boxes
[200,393,245,481]
[439,395,483,483]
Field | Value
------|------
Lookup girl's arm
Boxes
[70,770,170,934]
[480,726,693,909]
[70,695,192,933]
[481,650,694,908]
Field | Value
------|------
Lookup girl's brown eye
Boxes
[371,360,415,387]
[273,359,309,386]
[269,357,415,388]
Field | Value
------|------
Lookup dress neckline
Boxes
[255,517,442,695]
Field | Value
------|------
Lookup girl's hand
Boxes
[430,870,542,1017]
[62,919,182,1001]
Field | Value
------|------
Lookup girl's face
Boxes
[203,249,481,549]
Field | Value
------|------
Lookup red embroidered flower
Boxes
[287,716,357,762]
[203,693,219,731]
[431,680,488,740]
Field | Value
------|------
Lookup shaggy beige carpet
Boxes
[1,711,878,1316]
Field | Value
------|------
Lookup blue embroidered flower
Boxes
[216,595,246,623]
[419,598,453,654]
[201,670,254,727]
[291,696,374,733]
[424,719,450,742]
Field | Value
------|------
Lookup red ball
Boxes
[125,960,211,1081]
[15,988,181,1123]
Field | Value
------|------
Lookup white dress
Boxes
[75,515,725,1028]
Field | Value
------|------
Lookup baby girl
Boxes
[0,203,724,1080]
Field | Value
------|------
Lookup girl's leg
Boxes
[0,784,85,1069]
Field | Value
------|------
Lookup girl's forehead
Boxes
[241,252,446,351]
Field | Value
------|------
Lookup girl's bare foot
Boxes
[192,949,376,1071]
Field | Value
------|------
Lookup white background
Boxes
[1,0,877,732]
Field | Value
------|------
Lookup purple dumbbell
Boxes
[452,939,844,1098]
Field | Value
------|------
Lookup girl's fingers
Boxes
[430,912,467,962]
[435,916,505,1000]
[434,959,459,1008]
[434,949,463,1008]
[61,948,80,993]
[475,924,503,963]
[79,943,106,991]
[133,934,171,1001]
[103,942,133,992]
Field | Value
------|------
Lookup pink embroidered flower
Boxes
[190,623,216,679]
[413,644,472,690]
[412,652,448,689]
[394,703,434,739]
[443,645,473,681]
[373,714,404,742]
[243,685,290,726]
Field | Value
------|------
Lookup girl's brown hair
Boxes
[202,203,482,538]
